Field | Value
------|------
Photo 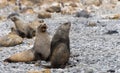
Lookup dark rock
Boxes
[75,10,90,18]
[105,30,118,34]
[107,69,115,73]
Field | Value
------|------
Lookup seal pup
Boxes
[8,13,44,38]
[9,15,36,38]
[33,23,50,61]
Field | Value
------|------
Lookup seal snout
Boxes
[41,23,47,32]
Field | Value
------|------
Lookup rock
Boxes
[61,6,77,15]
[75,10,90,18]
[69,3,78,7]
[85,69,94,73]
[0,16,6,22]
[20,0,34,7]
[105,30,118,35]
[102,0,118,5]
[27,69,51,73]
[20,7,35,14]
[0,0,8,8]
[46,6,61,13]
[0,48,3,51]
[7,0,17,6]
[87,21,96,27]
[108,14,120,19]
[107,69,115,73]
[80,0,102,6]
[38,12,51,19]
[0,32,23,47]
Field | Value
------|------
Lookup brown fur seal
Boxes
[46,22,71,68]
[33,23,50,61]
[8,13,44,38]
[0,28,23,47]
[9,15,36,38]
[4,49,35,62]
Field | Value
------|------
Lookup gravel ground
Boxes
[1,2,120,73]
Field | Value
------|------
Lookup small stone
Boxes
[85,68,94,73]
[34,60,41,66]
[105,30,118,35]
[0,48,3,51]
[27,69,51,73]
[107,69,115,73]
[87,21,96,27]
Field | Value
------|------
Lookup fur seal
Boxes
[4,49,35,62]
[0,28,23,47]
[8,13,44,38]
[33,23,50,61]
[9,15,36,38]
[46,22,71,68]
